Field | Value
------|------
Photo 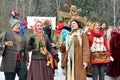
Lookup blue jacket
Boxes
[61,26,71,43]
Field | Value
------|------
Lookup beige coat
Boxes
[66,30,90,80]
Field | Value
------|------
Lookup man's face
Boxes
[15,15,19,19]
[12,23,21,33]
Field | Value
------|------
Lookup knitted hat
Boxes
[10,19,20,28]
[59,16,64,21]
[11,11,20,17]
[22,20,27,26]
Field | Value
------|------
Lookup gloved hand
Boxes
[54,54,59,62]
[29,37,35,45]
[28,37,36,50]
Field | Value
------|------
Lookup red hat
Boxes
[22,20,27,26]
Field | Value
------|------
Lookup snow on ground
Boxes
[0,52,114,80]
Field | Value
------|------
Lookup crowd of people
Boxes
[0,10,120,80]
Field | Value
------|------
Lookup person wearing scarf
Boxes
[86,21,111,80]
[27,21,59,80]
[0,19,29,80]
[64,19,90,80]
[108,25,120,80]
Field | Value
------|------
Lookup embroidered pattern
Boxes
[90,37,106,52]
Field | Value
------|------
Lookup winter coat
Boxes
[108,29,120,77]
[65,29,90,80]
[0,30,29,72]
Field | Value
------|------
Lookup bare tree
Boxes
[0,0,120,32]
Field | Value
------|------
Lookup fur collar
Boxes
[67,29,82,47]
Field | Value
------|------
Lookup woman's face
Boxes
[36,22,43,33]
[94,23,100,31]
[70,21,79,30]
[101,23,106,29]
[117,26,120,30]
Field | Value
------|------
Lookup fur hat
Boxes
[9,19,20,28]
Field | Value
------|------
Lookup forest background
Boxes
[0,0,120,36]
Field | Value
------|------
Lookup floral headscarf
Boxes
[32,21,46,49]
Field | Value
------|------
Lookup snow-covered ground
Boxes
[0,52,114,80]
